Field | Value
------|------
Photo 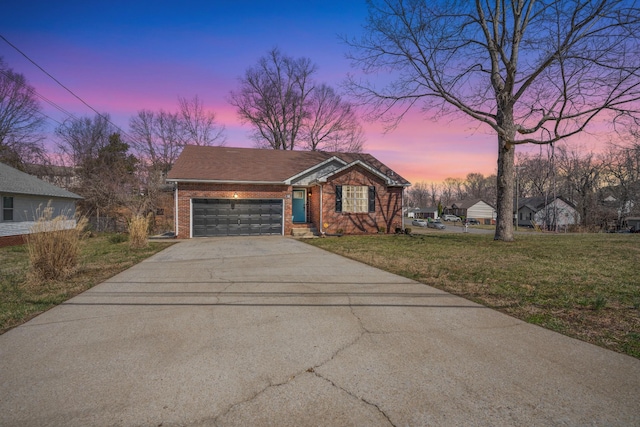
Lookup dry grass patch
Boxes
[1,234,174,334]
[307,233,640,358]
[26,211,88,282]
[128,214,150,249]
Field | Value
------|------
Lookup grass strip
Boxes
[307,233,640,358]
[0,234,174,334]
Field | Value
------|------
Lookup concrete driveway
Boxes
[1,237,638,426]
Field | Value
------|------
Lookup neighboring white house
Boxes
[407,206,439,219]
[0,162,82,246]
[517,196,580,230]
[447,199,496,224]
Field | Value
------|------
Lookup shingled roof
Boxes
[167,145,410,186]
[0,162,82,199]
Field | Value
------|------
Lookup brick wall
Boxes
[0,234,26,248]
[320,167,403,235]
[174,168,404,238]
[175,183,292,238]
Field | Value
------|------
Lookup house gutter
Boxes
[167,178,285,185]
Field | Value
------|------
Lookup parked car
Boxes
[466,218,480,225]
[442,214,461,221]
[427,219,446,229]
[411,219,428,227]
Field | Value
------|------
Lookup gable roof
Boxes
[0,162,82,199]
[518,196,576,211]
[167,145,410,186]
[450,198,495,209]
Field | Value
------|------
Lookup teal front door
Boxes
[292,190,306,223]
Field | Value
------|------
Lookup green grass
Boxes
[0,234,174,334]
[307,233,640,358]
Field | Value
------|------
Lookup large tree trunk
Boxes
[494,138,515,241]
[494,106,516,241]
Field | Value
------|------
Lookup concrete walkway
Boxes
[1,237,638,426]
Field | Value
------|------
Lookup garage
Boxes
[192,199,283,237]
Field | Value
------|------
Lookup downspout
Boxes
[401,186,405,233]
[319,184,323,235]
[174,183,178,237]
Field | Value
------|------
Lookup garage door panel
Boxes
[192,199,283,237]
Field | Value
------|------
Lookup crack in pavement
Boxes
[211,375,293,425]
[311,370,395,427]
[210,295,395,425]
[212,302,371,425]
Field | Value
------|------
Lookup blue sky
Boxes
[1,1,504,183]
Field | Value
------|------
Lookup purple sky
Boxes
[1,1,568,184]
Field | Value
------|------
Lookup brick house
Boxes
[166,145,410,238]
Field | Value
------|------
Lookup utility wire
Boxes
[0,68,79,124]
[0,34,133,140]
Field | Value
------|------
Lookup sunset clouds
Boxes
[2,1,515,184]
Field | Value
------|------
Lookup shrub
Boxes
[27,206,87,282]
[128,214,149,249]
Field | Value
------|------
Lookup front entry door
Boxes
[292,190,306,223]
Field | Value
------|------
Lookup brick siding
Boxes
[0,234,26,248]
[320,167,403,235]
[174,166,404,238]
[175,183,292,238]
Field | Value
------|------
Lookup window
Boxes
[335,185,375,213]
[3,196,13,221]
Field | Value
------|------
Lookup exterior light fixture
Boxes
[233,192,238,199]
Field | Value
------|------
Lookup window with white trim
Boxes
[335,185,375,213]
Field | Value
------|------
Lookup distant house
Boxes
[446,199,496,224]
[625,217,640,232]
[0,162,82,247]
[516,196,579,230]
[408,206,439,219]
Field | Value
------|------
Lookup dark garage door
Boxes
[192,199,283,237]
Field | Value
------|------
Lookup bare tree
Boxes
[406,181,432,207]
[0,58,46,169]
[556,145,603,227]
[56,114,139,225]
[230,48,365,152]
[129,109,183,176]
[346,0,640,240]
[602,138,640,223]
[129,96,226,177]
[56,114,115,168]
[516,150,556,198]
[177,95,226,147]
[463,172,498,206]
[441,177,465,205]
[230,48,316,150]
[302,84,364,152]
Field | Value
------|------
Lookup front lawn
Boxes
[307,233,640,358]
[0,235,174,334]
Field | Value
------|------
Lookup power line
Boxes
[0,34,133,140]
[0,68,79,124]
